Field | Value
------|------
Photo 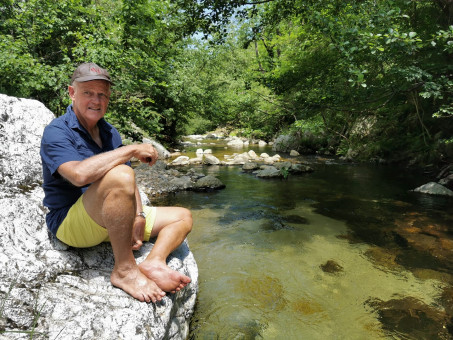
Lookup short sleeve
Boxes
[40,124,84,176]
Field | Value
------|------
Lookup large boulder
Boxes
[272,135,300,153]
[0,94,198,340]
[0,95,50,188]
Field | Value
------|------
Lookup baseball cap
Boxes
[71,62,113,84]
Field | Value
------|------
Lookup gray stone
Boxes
[274,162,292,170]
[242,162,260,171]
[255,167,282,178]
[439,174,453,189]
[0,94,198,340]
[272,135,300,153]
[290,163,314,174]
[413,182,453,197]
[169,176,194,190]
[193,175,225,191]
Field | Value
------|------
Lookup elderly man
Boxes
[40,62,192,303]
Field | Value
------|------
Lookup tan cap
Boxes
[71,62,113,84]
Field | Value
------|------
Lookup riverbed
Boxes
[153,140,453,339]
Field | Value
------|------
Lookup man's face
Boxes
[68,80,111,126]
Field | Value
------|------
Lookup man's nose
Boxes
[92,94,102,103]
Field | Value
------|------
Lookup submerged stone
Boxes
[239,276,287,312]
[367,297,452,339]
[282,214,309,224]
[320,260,344,274]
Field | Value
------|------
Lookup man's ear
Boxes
[68,85,75,100]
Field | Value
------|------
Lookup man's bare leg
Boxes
[83,165,165,302]
[138,207,193,293]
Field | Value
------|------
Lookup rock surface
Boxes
[0,94,198,340]
[272,134,300,153]
[413,182,453,197]
[135,163,225,196]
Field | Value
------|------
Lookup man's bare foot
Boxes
[139,259,191,293]
[111,265,166,303]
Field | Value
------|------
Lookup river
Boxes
[153,139,453,339]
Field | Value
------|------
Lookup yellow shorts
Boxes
[56,195,156,248]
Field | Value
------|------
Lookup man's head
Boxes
[68,63,112,128]
[71,62,113,85]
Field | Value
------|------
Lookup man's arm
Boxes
[58,144,158,187]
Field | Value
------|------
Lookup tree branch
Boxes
[242,0,277,5]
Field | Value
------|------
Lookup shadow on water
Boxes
[153,157,453,339]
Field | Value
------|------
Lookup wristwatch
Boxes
[137,211,146,219]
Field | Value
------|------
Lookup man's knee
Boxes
[102,164,136,196]
[180,208,193,233]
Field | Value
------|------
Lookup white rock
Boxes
[248,150,258,159]
[171,156,190,165]
[227,138,244,147]
[202,154,220,165]
[0,94,198,340]
[413,182,453,196]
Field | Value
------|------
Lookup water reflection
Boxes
[152,156,453,339]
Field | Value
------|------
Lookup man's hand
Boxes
[132,216,145,251]
[135,144,158,166]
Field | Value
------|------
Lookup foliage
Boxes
[177,0,453,163]
[0,0,452,163]
[0,0,194,143]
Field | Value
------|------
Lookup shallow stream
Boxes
[154,140,453,339]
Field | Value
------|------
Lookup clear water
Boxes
[155,142,453,339]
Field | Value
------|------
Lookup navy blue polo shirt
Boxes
[40,105,126,235]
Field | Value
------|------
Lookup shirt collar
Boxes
[65,105,112,135]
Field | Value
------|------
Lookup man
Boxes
[40,62,192,303]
